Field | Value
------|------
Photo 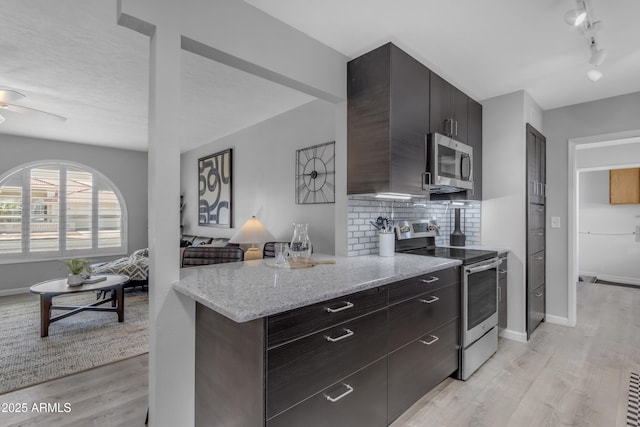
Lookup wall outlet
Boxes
[551,217,561,228]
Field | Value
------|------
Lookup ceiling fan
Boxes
[0,88,67,124]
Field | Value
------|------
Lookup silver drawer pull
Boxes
[326,301,354,313]
[419,296,439,304]
[535,291,544,297]
[535,256,543,260]
[538,232,543,236]
[420,276,439,284]
[419,335,439,346]
[324,383,354,403]
[325,328,354,343]
[498,269,507,274]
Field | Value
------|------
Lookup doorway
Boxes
[567,131,640,326]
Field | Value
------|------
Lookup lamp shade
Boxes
[229,216,275,245]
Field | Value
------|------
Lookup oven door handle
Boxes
[465,258,502,274]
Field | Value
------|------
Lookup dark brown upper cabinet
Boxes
[467,98,482,200]
[347,43,430,196]
[430,72,468,144]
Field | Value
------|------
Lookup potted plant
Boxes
[64,258,90,286]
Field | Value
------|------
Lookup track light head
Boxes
[565,8,587,26]
[586,68,603,82]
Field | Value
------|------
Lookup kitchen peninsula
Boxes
[174,254,462,426]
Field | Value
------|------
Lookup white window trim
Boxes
[0,160,128,264]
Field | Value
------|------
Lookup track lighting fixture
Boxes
[564,0,607,82]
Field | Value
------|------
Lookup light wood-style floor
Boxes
[1,281,638,427]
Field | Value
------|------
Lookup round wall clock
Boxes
[296,141,335,204]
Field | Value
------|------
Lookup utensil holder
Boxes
[379,232,395,257]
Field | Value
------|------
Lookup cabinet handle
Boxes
[420,276,439,284]
[324,384,354,403]
[498,269,507,274]
[543,183,547,197]
[498,285,501,302]
[419,335,439,345]
[325,328,354,343]
[455,120,458,137]
[326,301,354,313]
[535,256,543,260]
[537,207,544,212]
[419,296,440,304]
[538,232,543,236]
[535,291,544,297]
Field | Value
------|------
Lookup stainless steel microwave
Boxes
[427,132,473,192]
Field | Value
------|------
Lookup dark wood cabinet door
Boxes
[267,308,388,418]
[268,358,388,427]
[528,284,545,337]
[389,45,430,195]
[527,251,545,293]
[388,266,460,305]
[467,98,482,200]
[388,319,459,424]
[429,72,451,136]
[450,86,468,144]
[388,282,460,351]
[267,286,387,348]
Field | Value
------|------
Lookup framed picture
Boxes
[296,141,335,204]
[198,149,232,227]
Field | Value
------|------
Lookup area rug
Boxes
[629,372,639,427]
[0,290,148,395]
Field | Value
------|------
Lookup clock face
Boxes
[296,141,335,204]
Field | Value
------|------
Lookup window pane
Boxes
[67,168,93,250]
[98,189,122,248]
[30,167,60,252]
[0,174,23,254]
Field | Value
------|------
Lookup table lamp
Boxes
[229,216,275,260]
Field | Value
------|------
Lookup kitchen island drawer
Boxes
[388,282,459,351]
[267,286,387,348]
[388,318,459,424]
[388,266,459,305]
[267,308,388,419]
[267,357,387,427]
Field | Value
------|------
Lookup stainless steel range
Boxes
[394,219,501,380]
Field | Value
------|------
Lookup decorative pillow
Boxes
[199,239,228,248]
[192,236,214,246]
[180,239,192,248]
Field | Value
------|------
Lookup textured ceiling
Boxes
[0,1,314,152]
[1,0,638,152]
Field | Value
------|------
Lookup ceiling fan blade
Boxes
[0,102,67,122]
[0,89,26,103]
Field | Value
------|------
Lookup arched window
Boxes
[0,161,128,263]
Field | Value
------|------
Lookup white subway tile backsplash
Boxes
[346,196,481,256]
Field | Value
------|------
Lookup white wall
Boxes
[481,90,530,340]
[578,170,640,284]
[0,134,148,295]
[543,91,640,318]
[181,99,336,254]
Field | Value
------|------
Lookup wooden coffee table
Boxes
[30,274,130,337]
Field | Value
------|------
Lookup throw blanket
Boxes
[92,248,149,281]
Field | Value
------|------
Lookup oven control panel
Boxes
[394,219,440,240]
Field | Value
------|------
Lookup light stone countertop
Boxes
[173,254,461,323]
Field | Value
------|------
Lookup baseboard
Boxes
[545,314,571,326]
[596,274,640,286]
[0,287,31,297]
[499,328,527,343]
